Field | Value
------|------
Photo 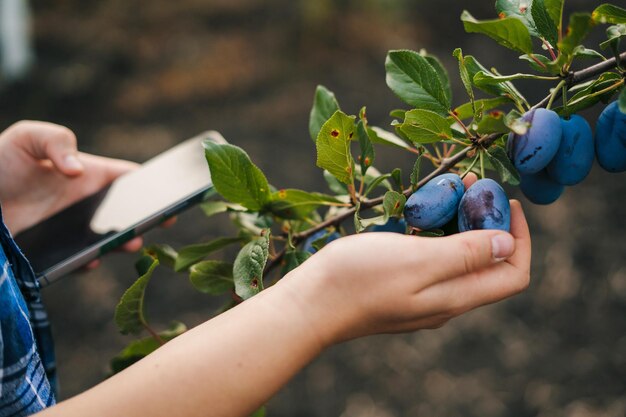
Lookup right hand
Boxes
[279,197,531,347]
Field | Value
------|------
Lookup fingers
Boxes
[11,121,84,176]
[462,172,478,189]
[161,217,177,228]
[121,237,144,252]
[78,153,140,183]
[420,228,515,285]
[416,200,531,316]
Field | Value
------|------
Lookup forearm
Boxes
[39,276,327,417]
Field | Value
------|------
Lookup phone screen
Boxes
[14,131,221,284]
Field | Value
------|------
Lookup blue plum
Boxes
[520,170,564,205]
[546,115,594,185]
[371,217,407,234]
[507,108,562,175]
[595,101,626,173]
[458,179,510,232]
[404,173,465,230]
[302,229,340,254]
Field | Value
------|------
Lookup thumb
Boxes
[18,121,84,176]
[427,230,516,281]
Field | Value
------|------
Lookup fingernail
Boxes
[491,233,514,261]
[64,154,83,171]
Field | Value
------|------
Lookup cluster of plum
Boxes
[303,100,626,250]
[403,174,511,233]
[509,101,626,205]
[303,174,511,252]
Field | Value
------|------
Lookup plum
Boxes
[404,173,465,230]
[520,170,564,205]
[507,108,562,175]
[302,229,340,254]
[371,217,407,234]
[595,101,626,173]
[458,179,510,232]
[546,114,594,185]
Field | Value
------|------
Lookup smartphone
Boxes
[14,130,225,286]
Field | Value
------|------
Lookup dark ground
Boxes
[1,1,625,416]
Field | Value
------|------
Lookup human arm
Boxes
[38,196,530,417]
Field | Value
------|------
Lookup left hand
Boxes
[0,121,146,260]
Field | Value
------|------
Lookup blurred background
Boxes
[2,0,626,416]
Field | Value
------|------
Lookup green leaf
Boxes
[383,191,406,218]
[323,170,348,194]
[174,237,243,272]
[203,141,271,211]
[357,119,375,176]
[461,10,533,54]
[309,85,341,142]
[558,13,594,59]
[476,110,509,134]
[518,53,561,74]
[473,71,558,88]
[114,253,159,335]
[385,50,450,115]
[453,48,475,109]
[545,0,565,31]
[463,55,526,105]
[367,126,412,150]
[554,72,623,115]
[281,250,311,276]
[416,229,445,237]
[422,51,452,105]
[454,97,511,120]
[316,110,356,185]
[250,406,267,417]
[390,168,404,191]
[410,155,423,190]
[200,201,245,218]
[189,261,234,295]
[495,0,539,37]
[144,244,177,269]
[363,173,393,197]
[531,0,559,46]
[399,109,453,144]
[233,231,270,300]
[110,321,187,374]
[593,4,626,24]
[572,46,607,60]
[600,24,626,54]
[618,87,626,113]
[268,189,344,219]
[486,146,520,185]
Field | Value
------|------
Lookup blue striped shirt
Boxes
[0,207,56,416]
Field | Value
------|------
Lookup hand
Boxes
[0,121,152,258]
[279,173,531,346]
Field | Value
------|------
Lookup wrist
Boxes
[271,257,350,349]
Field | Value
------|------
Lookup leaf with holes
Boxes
[592,4,626,25]
[309,85,341,142]
[316,110,356,185]
[233,231,270,300]
[383,191,406,218]
[399,109,453,144]
[357,118,375,176]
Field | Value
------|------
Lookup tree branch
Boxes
[264,50,626,276]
